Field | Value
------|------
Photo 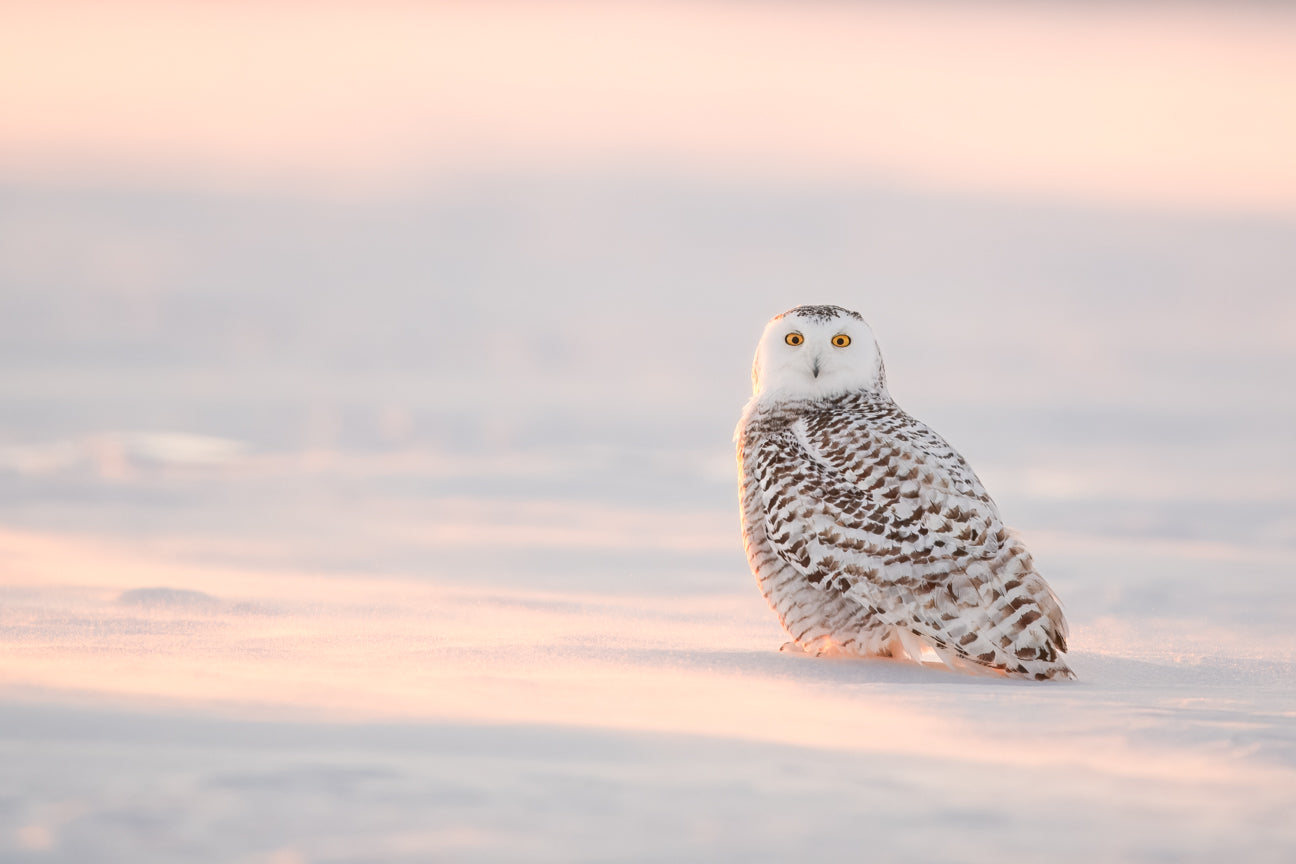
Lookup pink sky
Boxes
[3,1,1295,210]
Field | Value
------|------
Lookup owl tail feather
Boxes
[936,641,1075,681]
[894,630,1076,682]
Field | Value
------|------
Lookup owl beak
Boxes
[811,357,821,378]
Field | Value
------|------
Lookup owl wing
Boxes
[754,399,1071,679]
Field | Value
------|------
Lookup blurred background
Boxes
[2,0,1294,621]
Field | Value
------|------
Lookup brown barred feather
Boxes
[737,353,1073,681]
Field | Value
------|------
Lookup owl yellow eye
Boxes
[832,334,851,347]
[785,332,804,346]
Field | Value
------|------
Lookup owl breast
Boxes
[737,395,901,657]
[736,390,1073,680]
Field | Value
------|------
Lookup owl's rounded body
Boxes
[736,305,1073,681]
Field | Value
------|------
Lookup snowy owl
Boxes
[736,305,1073,680]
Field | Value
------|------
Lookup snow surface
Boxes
[3,176,1293,863]
[3,546,1295,862]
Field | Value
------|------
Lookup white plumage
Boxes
[736,305,1073,680]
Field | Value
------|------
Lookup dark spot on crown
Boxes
[773,304,866,324]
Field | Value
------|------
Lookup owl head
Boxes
[751,305,887,400]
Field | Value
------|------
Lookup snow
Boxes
[3,539,1294,861]
[3,4,1296,859]
[2,180,1295,860]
